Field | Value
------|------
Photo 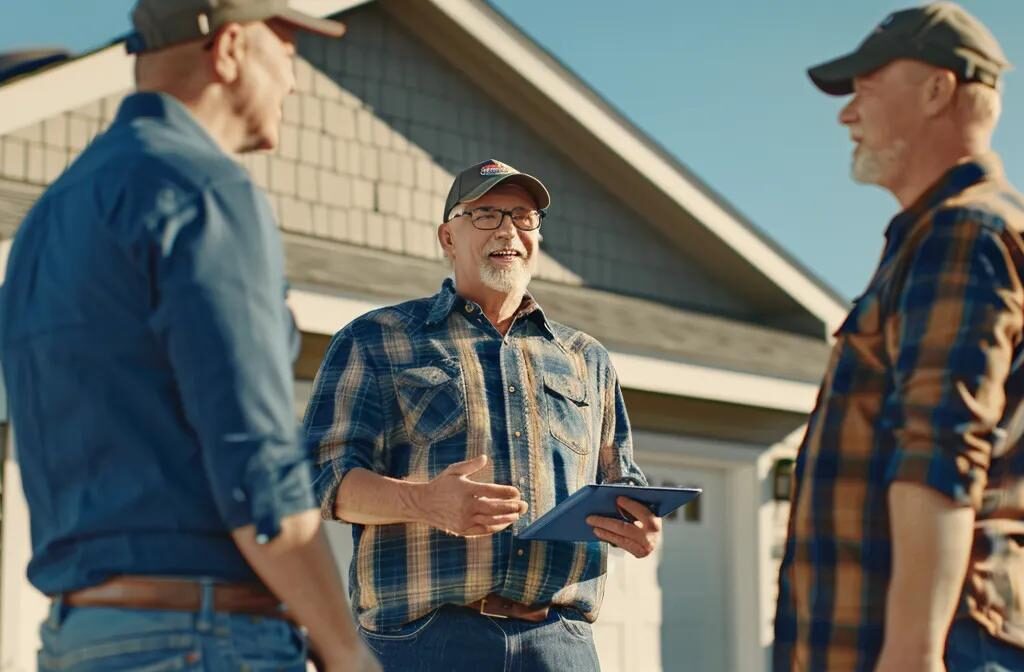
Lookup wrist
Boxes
[401,480,434,526]
[311,624,363,660]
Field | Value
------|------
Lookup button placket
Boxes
[500,341,531,527]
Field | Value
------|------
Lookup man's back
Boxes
[1,92,301,594]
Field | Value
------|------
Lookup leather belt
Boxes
[465,593,550,622]
[60,576,293,622]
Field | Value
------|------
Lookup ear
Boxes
[207,23,246,85]
[438,222,455,257]
[922,69,957,117]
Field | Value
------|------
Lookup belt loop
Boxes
[196,578,214,632]
[46,595,66,629]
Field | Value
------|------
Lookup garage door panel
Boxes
[597,463,730,672]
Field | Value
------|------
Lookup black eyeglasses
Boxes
[452,207,545,231]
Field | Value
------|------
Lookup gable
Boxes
[0,0,847,339]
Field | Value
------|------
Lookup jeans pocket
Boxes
[38,633,199,672]
[357,610,441,660]
[358,609,441,642]
[556,609,593,640]
[227,616,308,671]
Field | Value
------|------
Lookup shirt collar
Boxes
[114,92,222,153]
[885,152,1005,248]
[425,278,556,339]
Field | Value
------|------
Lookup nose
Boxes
[838,97,858,126]
[493,212,517,237]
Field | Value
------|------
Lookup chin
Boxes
[479,266,531,295]
[238,119,278,154]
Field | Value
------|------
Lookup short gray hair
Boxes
[956,82,1002,129]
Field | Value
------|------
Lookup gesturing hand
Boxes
[421,454,528,537]
[587,496,662,558]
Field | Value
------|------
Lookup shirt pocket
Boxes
[830,290,890,387]
[394,358,467,447]
[543,370,591,455]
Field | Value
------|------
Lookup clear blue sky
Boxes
[2,1,1021,299]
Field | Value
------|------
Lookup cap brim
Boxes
[462,173,552,210]
[808,48,891,95]
[277,8,346,38]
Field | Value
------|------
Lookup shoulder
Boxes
[933,180,1024,237]
[547,318,611,362]
[326,296,436,351]
[57,114,256,215]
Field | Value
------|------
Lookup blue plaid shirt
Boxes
[304,279,647,630]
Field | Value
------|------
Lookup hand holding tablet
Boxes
[518,484,702,543]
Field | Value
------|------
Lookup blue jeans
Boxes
[358,604,601,672]
[946,619,1024,672]
[37,581,308,671]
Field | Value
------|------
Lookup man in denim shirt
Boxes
[0,1,378,670]
[305,159,662,670]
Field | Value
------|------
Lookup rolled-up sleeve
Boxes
[303,326,386,520]
[148,178,314,540]
[884,209,1024,507]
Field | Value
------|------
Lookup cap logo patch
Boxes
[479,160,515,176]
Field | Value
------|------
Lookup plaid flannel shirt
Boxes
[774,154,1024,671]
[304,279,646,631]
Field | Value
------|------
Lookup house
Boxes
[0,1,847,670]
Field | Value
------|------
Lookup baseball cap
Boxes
[443,159,551,222]
[808,1,1010,95]
[126,0,346,55]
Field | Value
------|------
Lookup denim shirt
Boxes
[305,279,647,630]
[0,92,314,594]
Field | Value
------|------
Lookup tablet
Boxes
[517,484,702,542]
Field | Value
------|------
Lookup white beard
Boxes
[852,139,906,186]
[479,259,530,295]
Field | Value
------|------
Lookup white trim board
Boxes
[287,287,819,413]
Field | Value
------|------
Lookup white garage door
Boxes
[595,462,730,672]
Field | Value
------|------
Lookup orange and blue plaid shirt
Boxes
[304,279,646,631]
[774,153,1024,671]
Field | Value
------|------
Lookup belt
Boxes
[464,594,550,622]
[60,576,293,622]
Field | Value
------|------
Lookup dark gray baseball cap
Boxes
[808,2,1010,96]
[126,0,346,55]
[443,159,551,222]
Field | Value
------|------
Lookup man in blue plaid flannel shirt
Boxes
[304,158,662,671]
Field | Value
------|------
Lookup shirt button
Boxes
[514,431,522,438]
[516,549,525,557]
[518,477,526,486]
[508,385,516,393]
[255,533,269,545]
[464,304,474,313]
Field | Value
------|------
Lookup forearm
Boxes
[884,481,975,657]
[232,510,361,664]
[334,467,431,525]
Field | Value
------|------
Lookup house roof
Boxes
[0,0,848,339]
[284,233,831,385]
[0,177,826,414]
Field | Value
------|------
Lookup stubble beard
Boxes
[851,139,906,187]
